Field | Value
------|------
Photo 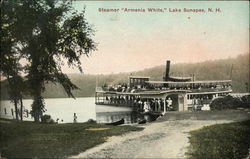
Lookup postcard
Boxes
[0,0,249,158]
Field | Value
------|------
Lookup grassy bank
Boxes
[187,120,250,159]
[0,120,143,158]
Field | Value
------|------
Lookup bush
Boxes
[240,95,250,108]
[41,114,54,123]
[86,119,96,124]
[210,95,250,110]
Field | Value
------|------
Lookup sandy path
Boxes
[70,119,231,158]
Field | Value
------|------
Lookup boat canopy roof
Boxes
[146,80,232,84]
[95,90,191,95]
[139,90,191,95]
[170,76,192,79]
[129,76,150,79]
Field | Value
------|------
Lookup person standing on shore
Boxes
[73,113,77,123]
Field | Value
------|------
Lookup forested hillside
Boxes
[1,54,249,99]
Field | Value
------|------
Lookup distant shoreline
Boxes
[1,54,249,100]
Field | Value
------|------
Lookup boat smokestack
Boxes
[192,74,195,81]
[165,60,171,81]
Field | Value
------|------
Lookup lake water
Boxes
[0,97,145,124]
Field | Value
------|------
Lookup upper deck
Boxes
[96,79,232,95]
[96,60,232,96]
[145,80,232,94]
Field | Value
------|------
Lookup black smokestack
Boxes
[165,60,170,81]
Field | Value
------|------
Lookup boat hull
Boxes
[105,118,125,126]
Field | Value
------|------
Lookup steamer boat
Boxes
[95,61,232,114]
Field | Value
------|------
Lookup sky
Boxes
[62,1,249,75]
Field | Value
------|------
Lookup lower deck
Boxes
[95,90,232,113]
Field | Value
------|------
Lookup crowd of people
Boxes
[103,95,174,112]
[137,97,173,112]
[102,82,231,93]
[99,82,231,112]
[102,83,148,93]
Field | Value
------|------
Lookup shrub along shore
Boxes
[0,119,143,158]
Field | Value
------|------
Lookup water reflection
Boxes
[96,110,158,124]
[96,111,138,124]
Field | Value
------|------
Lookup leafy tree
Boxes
[0,0,27,120]
[3,0,97,122]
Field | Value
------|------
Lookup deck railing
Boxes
[96,86,232,93]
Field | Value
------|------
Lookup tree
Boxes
[0,0,27,120]
[2,0,97,122]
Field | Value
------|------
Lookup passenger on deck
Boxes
[138,100,143,110]
[157,99,161,111]
[166,97,173,110]
[143,101,150,112]
[193,97,199,111]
